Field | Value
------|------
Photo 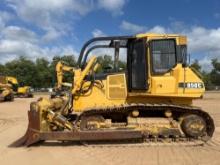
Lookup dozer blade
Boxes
[9,110,41,147]
[9,129,41,147]
[10,108,143,147]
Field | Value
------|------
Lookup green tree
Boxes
[190,59,212,88]
[210,58,220,86]
[97,55,114,72]
[4,56,38,87]
[118,60,126,71]
[190,59,201,72]
[0,64,7,75]
[96,55,126,73]
[0,54,127,89]
[35,58,52,88]
[201,71,213,89]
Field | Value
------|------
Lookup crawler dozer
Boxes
[0,76,14,102]
[14,33,215,146]
[6,76,33,98]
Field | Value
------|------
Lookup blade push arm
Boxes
[55,56,98,95]
[72,56,97,94]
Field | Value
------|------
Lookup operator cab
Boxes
[78,34,187,93]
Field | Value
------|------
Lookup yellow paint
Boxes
[17,86,30,94]
[151,76,176,94]
[6,76,18,84]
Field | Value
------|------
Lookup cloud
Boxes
[148,26,167,34]
[42,28,66,42]
[0,11,13,30]
[0,0,128,64]
[2,26,38,43]
[6,0,127,41]
[0,39,42,56]
[0,24,78,63]
[120,21,146,33]
[120,20,169,34]
[0,39,78,63]
[197,56,213,72]
[98,0,126,15]
[6,0,79,39]
[7,0,92,19]
[92,29,106,37]
[187,27,220,53]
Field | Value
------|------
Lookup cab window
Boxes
[150,39,176,74]
[86,48,127,74]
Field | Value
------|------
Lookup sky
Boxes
[0,0,220,71]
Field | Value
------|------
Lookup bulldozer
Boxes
[0,76,14,102]
[13,33,215,146]
[6,76,33,98]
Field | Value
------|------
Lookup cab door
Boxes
[127,39,148,91]
[149,39,176,94]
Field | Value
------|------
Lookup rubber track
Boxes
[77,103,215,145]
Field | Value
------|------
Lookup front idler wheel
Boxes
[181,114,206,138]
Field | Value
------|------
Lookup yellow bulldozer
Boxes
[6,76,33,98]
[14,33,214,146]
[0,76,14,102]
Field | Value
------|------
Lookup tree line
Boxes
[0,55,219,89]
[0,55,125,88]
[0,55,76,88]
[190,59,220,89]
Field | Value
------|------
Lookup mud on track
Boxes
[0,92,220,165]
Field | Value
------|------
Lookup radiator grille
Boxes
[107,74,127,99]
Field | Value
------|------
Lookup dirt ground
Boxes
[0,92,220,165]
